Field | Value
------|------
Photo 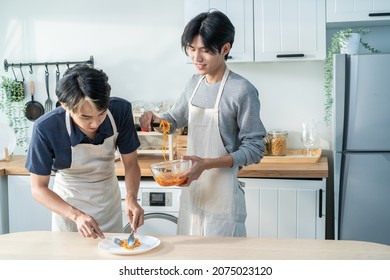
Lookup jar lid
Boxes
[268,130,288,136]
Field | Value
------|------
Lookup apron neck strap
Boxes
[214,67,230,109]
[190,67,230,109]
[65,111,72,136]
[65,109,116,137]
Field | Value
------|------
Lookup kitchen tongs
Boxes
[152,122,162,133]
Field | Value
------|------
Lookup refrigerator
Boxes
[333,53,390,245]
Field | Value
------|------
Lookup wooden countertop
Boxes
[0,155,28,176]
[120,155,328,178]
[0,231,389,260]
[1,155,328,178]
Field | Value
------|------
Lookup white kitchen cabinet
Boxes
[327,0,390,24]
[185,0,326,62]
[8,175,53,233]
[254,0,326,61]
[184,0,254,62]
[242,177,326,239]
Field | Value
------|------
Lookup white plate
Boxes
[0,123,17,160]
[98,234,160,255]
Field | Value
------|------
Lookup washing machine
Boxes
[118,178,181,235]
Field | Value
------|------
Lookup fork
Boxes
[111,237,124,247]
[110,231,134,247]
[44,70,53,112]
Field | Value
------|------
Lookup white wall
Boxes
[229,61,329,149]
[0,0,192,104]
[1,0,389,154]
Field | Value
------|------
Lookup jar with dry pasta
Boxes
[267,130,288,156]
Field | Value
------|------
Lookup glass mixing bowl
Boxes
[150,159,191,187]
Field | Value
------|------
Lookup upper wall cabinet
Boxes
[184,0,254,62]
[254,0,326,61]
[327,0,390,25]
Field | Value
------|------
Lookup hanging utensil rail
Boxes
[3,55,94,73]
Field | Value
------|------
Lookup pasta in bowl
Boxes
[150,159,191,187]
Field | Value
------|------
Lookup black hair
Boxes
[56,63,111,112]
[181,10,235,60]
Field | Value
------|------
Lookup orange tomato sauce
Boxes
[121,237,141,250]
[155,173,188,186]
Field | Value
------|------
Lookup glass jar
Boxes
[267,130,288,156]
[263,136,270,156]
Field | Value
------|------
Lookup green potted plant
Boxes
[0,76,29,152]
[323,28,380,125]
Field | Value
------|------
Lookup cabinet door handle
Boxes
[318,189,323,218]
[368,12,390,17]
[276,54,304,58]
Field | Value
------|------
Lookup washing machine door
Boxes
[124,213,178,235]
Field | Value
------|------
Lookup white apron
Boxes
[177,68,247,237]
[52,110,123,233]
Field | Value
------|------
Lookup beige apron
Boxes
[177,68,247,237]
[52,110,123,233]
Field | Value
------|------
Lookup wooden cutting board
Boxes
[262,149,322,163]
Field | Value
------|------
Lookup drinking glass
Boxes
[301,121,316,157]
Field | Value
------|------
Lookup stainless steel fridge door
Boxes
[339,152,390,245]
[345,54,390,151]
[333,151,342,240]
[333,54,347,153]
